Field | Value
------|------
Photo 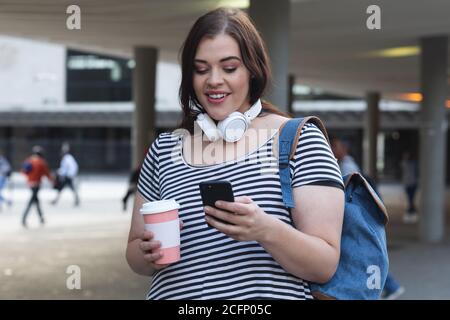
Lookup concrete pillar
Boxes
[419,36,448,243]
[363,92,380,181]
[249,0,290,112]
[132,47,157,169]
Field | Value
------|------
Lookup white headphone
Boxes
[195,99,262,143]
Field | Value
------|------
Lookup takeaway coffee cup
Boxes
[140,199,181,264]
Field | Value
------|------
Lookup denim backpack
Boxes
[278,117,389,300]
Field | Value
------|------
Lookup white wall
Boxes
[0,35,66,109]
[0,35,183,112]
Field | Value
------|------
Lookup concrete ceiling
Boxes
[1,0,449,100]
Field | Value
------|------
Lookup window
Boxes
[66,49,132,102]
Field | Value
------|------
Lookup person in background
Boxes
[21,145,54,228]
[330,136,405,300]
[331,136,379,197]
[122,150,147,212]
[122,167,140,212]
[401,152,419,224]
[0,149,12,210]
[51,142,80,207]
[330,137,360,176]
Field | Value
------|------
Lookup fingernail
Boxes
[204,206,210,213]
[215,201,222,206]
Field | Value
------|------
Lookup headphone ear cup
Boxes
[217,112,248,143]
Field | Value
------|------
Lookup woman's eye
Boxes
[224,68,237,73]
[194,69,208,74]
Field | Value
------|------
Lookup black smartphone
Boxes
[199,180,235,225]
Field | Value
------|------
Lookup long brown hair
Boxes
[178,7,290,134]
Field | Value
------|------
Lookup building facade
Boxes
[1,36,449,182]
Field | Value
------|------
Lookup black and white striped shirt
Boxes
[137,123,344,300]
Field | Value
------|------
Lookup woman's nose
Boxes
[206,69,224,87]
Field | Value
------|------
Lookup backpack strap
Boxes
[278,116,330,208]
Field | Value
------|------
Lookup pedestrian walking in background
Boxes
[51,142,80,207]
[401,152,419,224]
[0,149,13,211]
[122,167,140,212]
[21,145,54,228]
[330,137,360,176]
[331,136,380,196]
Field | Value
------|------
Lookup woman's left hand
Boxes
[204,196,274,242]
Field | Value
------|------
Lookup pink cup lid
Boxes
[140,199,180,215]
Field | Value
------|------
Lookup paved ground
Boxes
[381,184,450,299]
[0,174,149,300]
[0,174,449,299]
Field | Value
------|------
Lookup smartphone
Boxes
[199,180,235,225]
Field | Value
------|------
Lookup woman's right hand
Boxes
[139,231,170,271]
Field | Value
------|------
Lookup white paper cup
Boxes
[140,199,181,264]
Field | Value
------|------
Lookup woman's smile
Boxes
[205,92,231,105]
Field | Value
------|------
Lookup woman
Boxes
[126,8,344,300]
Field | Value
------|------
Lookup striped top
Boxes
[137,123,344,300]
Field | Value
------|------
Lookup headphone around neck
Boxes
[195,99,262,143]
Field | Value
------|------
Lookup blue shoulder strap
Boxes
[278,118,304,208]
[278,116,330,209]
